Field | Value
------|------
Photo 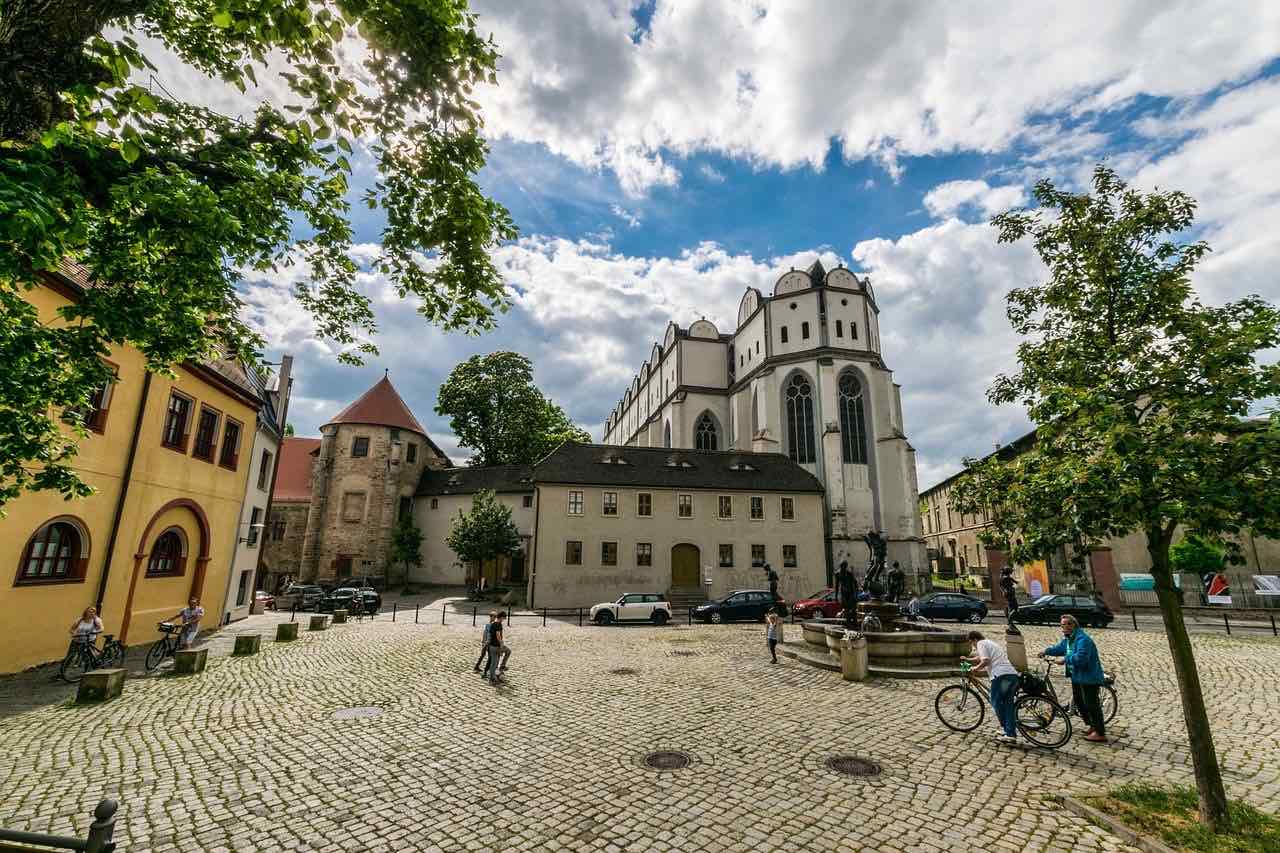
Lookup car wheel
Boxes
[709,612,723,624]
[968,611,984,624]
[651,611,669,626]
[595,611,614,626]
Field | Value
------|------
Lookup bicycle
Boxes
[1040,657,1119,726]
[145,622,183,671]
[934,662,1073,749]
[59,633,125,683]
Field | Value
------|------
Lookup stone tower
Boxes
[298,375,449,586]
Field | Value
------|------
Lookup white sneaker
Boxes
[998,734,1018,745]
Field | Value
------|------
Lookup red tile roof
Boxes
[324,375,426,434]
[273,437,321,501]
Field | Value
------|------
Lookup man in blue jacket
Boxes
[1040,614,1107,742]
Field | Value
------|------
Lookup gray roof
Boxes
[533,443,825,493]
[416,464,534,497]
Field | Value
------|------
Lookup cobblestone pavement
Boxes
[1,615,1277,853]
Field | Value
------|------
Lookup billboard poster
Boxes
[1022,560,1050,599]
[1254,575,1280,597]
[1202,572,1231,605]
[1119,573,1182,591]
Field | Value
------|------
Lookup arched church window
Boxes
[663,421,671,448]
[694,412,718,451]
[785,374,816,464]
[838,370,869,464]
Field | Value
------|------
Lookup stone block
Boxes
[332,609,348,624]
[76,668,125,704]
[840,637,869,682]
[173,648,208,675]
[276,621,299,642]
[309,615,329,632]
[233,634,262,656]
[1006,630,1028,672]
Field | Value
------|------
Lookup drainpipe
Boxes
[96,372,152,614]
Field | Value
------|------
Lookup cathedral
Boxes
[602,259,928,590]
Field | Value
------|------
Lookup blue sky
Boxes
[223,1,1280,488]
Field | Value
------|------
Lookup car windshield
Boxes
[1033,595,1055,605]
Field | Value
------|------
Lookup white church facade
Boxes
[602,260,928,591]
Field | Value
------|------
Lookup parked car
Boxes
[253,590,276,611]
[791,588,841,620]
[901,592,988,623]
[1013,594,1114,628]
[590,593,672,625]
[276,584,325,611]
[316,587,381,613]
[693,589,782,624]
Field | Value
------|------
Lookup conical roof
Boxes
[807,258,827,284]
[324,375,426,434]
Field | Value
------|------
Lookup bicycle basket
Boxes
[1018,671,1050,698]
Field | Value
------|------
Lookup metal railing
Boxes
[0,799,117,852]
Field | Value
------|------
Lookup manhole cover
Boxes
[609,668,638,675]
[670,650,698,657]
[332,706,384,720]
[642,750,691,770]
[825,755,881,777]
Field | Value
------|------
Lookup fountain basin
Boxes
[784,618,969,679]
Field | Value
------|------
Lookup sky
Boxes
[163,1,1280,489]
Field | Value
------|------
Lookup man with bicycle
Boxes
[1039,614,1107,743]
[963,630,1020,744]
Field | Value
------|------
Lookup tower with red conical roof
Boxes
[297,374,450,585]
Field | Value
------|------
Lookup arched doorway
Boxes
[671,543,700,588]
[120,499,210,643]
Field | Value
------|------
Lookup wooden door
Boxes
[671,544,700,588]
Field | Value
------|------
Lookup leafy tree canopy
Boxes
[0,0,516,510]
[1169,533,1226,576]
[388,511,424,587]
[950,165,1280,832]
[445,488,521,567]
[436,351,590,466]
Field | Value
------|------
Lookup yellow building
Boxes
[0,262,262,673]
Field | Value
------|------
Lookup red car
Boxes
[791,588,841,619]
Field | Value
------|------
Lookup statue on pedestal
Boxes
[862,530,888,599]
[834,559,859,628]
[887,561,906,603]
[763,562,780,602]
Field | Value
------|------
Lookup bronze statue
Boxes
[834,559,858,627]
[887,561,905,603]
[862,530,888,598]
[764,562,780,602]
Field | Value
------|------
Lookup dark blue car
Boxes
[693,590,783,624]
[903,592,987,623]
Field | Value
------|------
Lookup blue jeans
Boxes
[990,674,1019,737]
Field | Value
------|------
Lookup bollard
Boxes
[76,669,125,703]
[473,606,478,627]
[85,798,118,853]
[173,648,208,675]
[578,607,583,627]
[441,604,446,625]
[506,607,512,623]
[332,609,347,624]
[1224,613,1231,635]
[543,608,547,627]
[276,621,299,642]
[1272,614,1277,637]
[1005,631,1029,673]
[233,634,262,656]
[415,604,419,624]
[1132,610,1138,631]
[291,603,297,623]
[309,614,328,632]
[840,636,869,682]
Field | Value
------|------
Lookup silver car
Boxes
[276,584,325,611]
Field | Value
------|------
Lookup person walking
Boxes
[485,612,510,684]
[169,597,204,650]
[964,630,1020,744]
[1040,614,1108,743]
[765,608,784,664]
[474,611,496,674]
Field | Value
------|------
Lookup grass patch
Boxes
[1082,784,1280,852]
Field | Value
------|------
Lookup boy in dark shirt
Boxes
[485,612,509,684]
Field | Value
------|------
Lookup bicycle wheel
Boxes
[935,684,985,733]
[1015,696,1072,749]
[1101,684,1118,725]
[59,648,89,683]
[145,639,169,671]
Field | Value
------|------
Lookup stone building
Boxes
[262,375,451,588]
[601,259,927,591]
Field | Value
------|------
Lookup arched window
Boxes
[785,373,816,464]
[18,520,84,583]
[751,388,760,434]
[663,421,671,448]
[694,412,718,451]
[147,528,187,577]
[838,370,869,464]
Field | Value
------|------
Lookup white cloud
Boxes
[610,204,643,228]
[470,0,1280,193]
[699,164,726,183]
[922,180,1027,220]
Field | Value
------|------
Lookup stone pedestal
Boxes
[856,599,902,631]
[309,615,328,632]
[1006,630,1028,672]
[77,668,125,704]
[332,609,348,625]
[840,637,869,682]
[173,648,208,675]
[276,622,299,642]
[233,634,262,656]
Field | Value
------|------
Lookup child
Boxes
[474,611,496,674]
[765,608,784,664]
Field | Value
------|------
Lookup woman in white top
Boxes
[69,606,103,642]
[964,630,1020,743]
[170,597,205,649]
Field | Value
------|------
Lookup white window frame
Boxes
[749,495,764,520]
[637,492,652,517]
[780,497,796,521]
[602,491,618,517]
[677,493,693,519]
[717,495,733,519]
[568,490,584,516]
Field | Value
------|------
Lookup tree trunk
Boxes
[1149,531,1230,832]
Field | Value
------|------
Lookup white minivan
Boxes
[590,593,672,626]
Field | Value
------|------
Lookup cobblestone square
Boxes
[1,611,1277,852]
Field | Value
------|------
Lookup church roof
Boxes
[325,375,426,434]
[533,443,825,493]
[274,437,321,501]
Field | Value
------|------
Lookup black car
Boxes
[1014,594,1114,628]
[693,590,783,624]
[903,592,988,624]
[316,587,381,613]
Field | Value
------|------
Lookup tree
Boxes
[284,422,296,438]
[436,351,590,466]
[445,489,522,582]
[950,166,1280,832]
[0,0,516,511]
[388,512,423,589]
